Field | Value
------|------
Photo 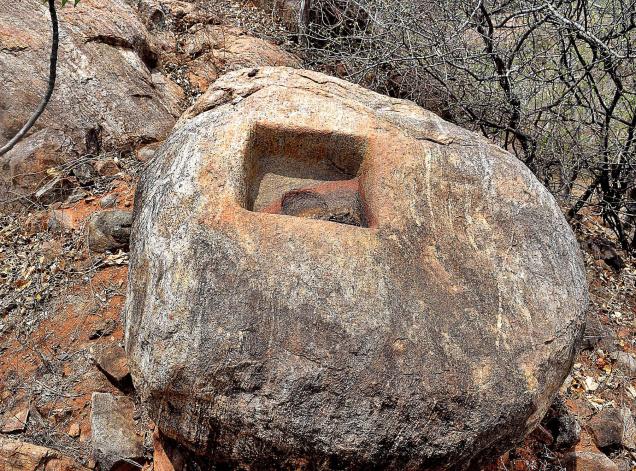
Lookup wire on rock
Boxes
[0,0,59,157]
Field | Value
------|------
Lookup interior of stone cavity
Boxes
[243,123,368,226]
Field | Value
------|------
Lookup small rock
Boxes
[0,129,74,202]
[589,407,636,451]
[0,436,89,470]
[88,319,117,340]
[135,143,161,163]
[72,162,96,186]
[99,194,117,209]
[22,211,49,234]
[48,209,76,233]
[1,408,29,433]
[41,239,64,262]
[555,412,581,450]
[281,185,365,226]
[590,409,623,450]
[613,351,636,377]
[90,344,131,386]
[64,188,88,205]
[585,376,599,392]
[68,423,80,438]
[47,408,71,425]
[265,180,367,227]
[136,147,155,163]
[34,177,75,205]
[562,451,619,471]
[94,159,120,177]
[87,210,132,253]
[91,392,144,471]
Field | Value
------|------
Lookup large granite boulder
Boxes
[125,67,588,469]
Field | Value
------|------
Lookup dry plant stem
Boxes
[0,0,58,156]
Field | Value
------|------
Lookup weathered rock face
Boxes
[0,0,181,199]
[134,0,301,93]
[0,0,300,204]
[184,26,301,90]
[87,209,133,253]
[0,0,181,149]
[91,392,145,470]
[125,67,589,469]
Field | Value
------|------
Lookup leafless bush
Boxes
[295,0,636,251]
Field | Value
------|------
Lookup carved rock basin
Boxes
[125,67,588,469]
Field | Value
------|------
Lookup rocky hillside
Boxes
[0,0,634,470]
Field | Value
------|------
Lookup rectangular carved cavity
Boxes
[243,123,368,227]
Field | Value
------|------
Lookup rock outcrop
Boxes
[125,67,588,469]
[181,26,301,91]
[0,436,90,471]
[0,0,182,198]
